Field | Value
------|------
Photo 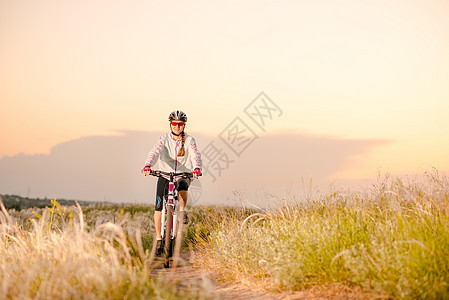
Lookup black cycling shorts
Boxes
[155,176,191,211]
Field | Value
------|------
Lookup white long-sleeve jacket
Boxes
[144,133,202,176]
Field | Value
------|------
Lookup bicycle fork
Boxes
[161,180,178,239]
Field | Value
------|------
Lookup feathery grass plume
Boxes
[0,197,211,299]
[197,170,449,299]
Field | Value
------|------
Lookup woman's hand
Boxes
[193,168,201,179]
[142,165,151,176]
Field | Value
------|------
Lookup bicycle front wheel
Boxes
[164,204,174,268]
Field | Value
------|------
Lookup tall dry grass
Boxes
[197,171,449,299]
[0,198,209,300]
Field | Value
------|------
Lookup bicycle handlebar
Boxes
[146,170,202,178]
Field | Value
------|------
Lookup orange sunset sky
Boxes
[1,0,449,204]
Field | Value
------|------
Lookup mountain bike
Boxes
[147,170,200,268]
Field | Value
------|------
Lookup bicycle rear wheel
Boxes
[164,205,174,268]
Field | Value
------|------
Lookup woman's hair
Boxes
[178,132,186,157]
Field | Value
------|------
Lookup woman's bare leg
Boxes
[154,210,162,239]
[178,191,188,211]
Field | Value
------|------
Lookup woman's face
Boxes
[170,121,185,135]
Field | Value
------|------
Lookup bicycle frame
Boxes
[160,172,178,240]
[146,170,200,268]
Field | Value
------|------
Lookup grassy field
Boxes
[0,199,210,299]
[1,171,448,299]
[196,171,449,299]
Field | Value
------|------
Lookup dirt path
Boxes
[150,251,373,300]
[150,250,280,299]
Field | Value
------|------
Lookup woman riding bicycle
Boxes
[142,110,202,253]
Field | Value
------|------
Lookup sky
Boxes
[1,0,449,205]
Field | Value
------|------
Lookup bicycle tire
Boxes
[172,211,186,269]
[164,205,174,268]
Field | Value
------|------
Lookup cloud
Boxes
[0,130,388,206]
[202,131,389,205]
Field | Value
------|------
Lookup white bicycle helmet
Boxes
[168,110,188,122]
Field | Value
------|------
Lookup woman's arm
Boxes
[189,137,202,172]
[144,135,164,166]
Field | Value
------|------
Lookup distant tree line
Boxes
[0,194,98,211]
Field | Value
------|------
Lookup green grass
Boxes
[197,171,449,299]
